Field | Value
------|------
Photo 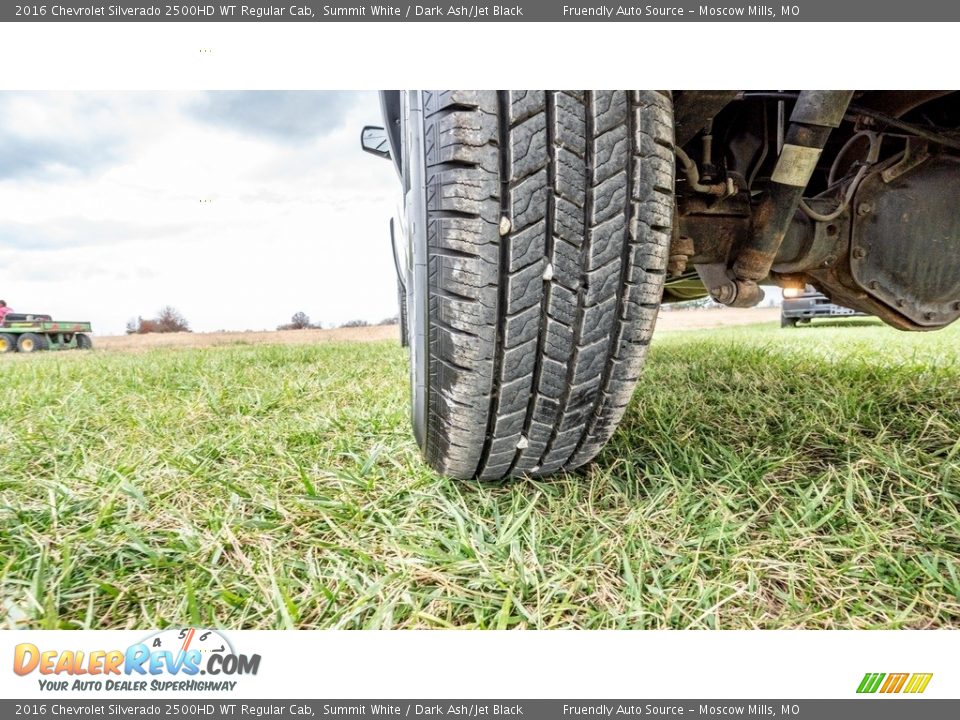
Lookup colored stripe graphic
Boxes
[904,673,934,694]
[857,672,932,694]
[857,673,885,693]
[880,673,908,693]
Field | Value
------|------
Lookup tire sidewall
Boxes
[402,90,429,451]
[397,277,409,348]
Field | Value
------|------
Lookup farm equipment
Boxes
[0,314,93,353]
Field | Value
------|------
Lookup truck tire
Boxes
[76,333,93,350]
[404,90,674,480]
[0,333,16,353]
[17,332,48,353]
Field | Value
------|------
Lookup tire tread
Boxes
[419,90,674,479]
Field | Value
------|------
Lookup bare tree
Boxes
[156,306,190,332]
[278,311,320,330]
[129,306,191,334]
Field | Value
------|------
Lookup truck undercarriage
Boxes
[667,90,960,331]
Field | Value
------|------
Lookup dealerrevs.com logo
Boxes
[13,628,261,693]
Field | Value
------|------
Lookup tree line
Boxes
[126,307,398,334]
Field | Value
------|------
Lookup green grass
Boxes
[1,319,959,629]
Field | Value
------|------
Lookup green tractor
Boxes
[0,314,94,354]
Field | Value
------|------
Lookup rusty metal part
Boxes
[673,91,740,148]
[729,279,765,307]
[851,110,960,152]
[675,147,737,197]
[667,235,695,277]
[848,154,960,328]
[853,91,953,119]
[694,271,765,308]
[689,259,765,307]
[790,92,855,128]
[880,138,929,183]
[741,92,960,151]
[732,91,854,295]
[694,262,737,305]
[680,190,820,291]
[805,264,916,331]
[678,193,751,265]
[791,150,960,332]
[681,215,741,264]
[772,204,841,274]
[680,188,835,288]
[700,118,716,178]
[677,90,960,328]
[796,131,881,223]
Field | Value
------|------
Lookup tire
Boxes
[397,277,409,348]
[0,333,17,353]
[404,90,674,480]
[17,332,48,353]
[76,333,93,350]
[781,316,798,328]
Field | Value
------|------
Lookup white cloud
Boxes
[0,91,400,335]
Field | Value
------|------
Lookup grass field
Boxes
[1,319,959,629]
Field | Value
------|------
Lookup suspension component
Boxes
[727,90,854,306]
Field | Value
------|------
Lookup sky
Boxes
[0,91,400,335]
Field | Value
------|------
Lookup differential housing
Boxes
[849,153,960,328]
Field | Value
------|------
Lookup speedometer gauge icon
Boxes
[141,628,234,659]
